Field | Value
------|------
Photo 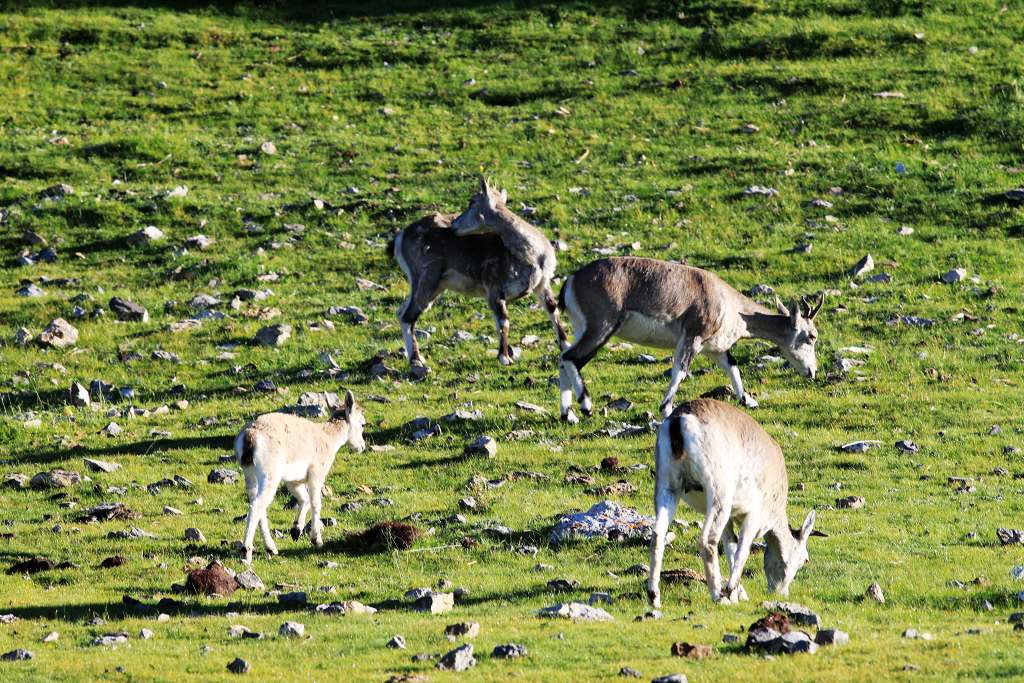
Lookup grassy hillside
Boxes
[1,1,1023,680]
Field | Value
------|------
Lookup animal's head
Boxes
[764,510,818,596]
[774,293,824,379]
[334,389,366,453]
[451,175,507,236]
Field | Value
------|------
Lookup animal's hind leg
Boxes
[660,334,702,418]
[559,321,618,422]
[537,284,570,352]
[241,471,260,563]
[720,522,749,601]
[700,491,735,604]
[488,294,513,365]
[399,272,442,373]
[286,481,311,540]
[724,518,757,602]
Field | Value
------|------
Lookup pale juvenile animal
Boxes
[647,398,820,607]
[556,257,823,421]
[387,177,568,375]
[235,390,366,563]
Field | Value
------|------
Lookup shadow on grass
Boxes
[5,434,236,466]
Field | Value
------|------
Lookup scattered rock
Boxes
[227,657,250,674]
[762,601,821,627]
[445,622,480,641]
[77,502,139,523]
[39,318,78,348]
[30,469,81,489]
[437,643,476,672]
[537,602,613,621]
[127,226,165,245]
[744,185,778,197]
[235,569,264,590]
[651,675,687,683]
[414,592,454,614]
[670,642,712,659]
[464,436,497,458]
[550,500,659,544]
[941,268,967,284]
[997,529,1024,546]
[491,643,527,659]
[314,600,376,615]
[836,496,865,510]
[208,469,240,485]
[277,591,307,607]
[254,324,292,347]
[99,556,126,569]
[109,297,149,322]
[355,521,420,550]
[895,440,918,454]
[848,254,874,279]
[278,621,305,638]
[815,629,849,646]
[228,625,263,639]
[184,527,206,543]
[866,583,885,603]
[1,649,33,661]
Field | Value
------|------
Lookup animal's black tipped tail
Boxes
[239,431,257,467]
[556,277,568,312]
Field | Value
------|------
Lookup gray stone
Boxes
[444,622,480,640]
[14,328,33,346]
[848,253,874,278]
[228,625,262,639]
[83,458,120,473]
[234,569,264,590]
[277,591,307,607]
[184,527,206,542]
[941,268,967,284]
[31,469,81,488]
[866,583,885,603]
[227,657,250,674]
[464,435,497,458]
[184,234,213,250]
[139,628,154,640]
[127,225,164,245]
[92,633,129,647]
[254,324,291,347]
[491,643,527,659]
[778,631,818,654]
[550,500,657,544]
[17,284,45,297]
[537,602,613,622]
[70,382,91,407]
[997,528,1024,545]
[836,496,865,510]
[102,422,123,436]
[208,469,240,485]
[437,643,476,672]
[3,474,28,490]
[39,318,78,348]
[651,675,688,683]
[1,649,33,661]
[278,621,304,638]
[386,634,406,649]
[109,297,149,322]
[413,592,454,614]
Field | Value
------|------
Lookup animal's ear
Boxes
[799,509,816,541]
[498,188,507,204]
[774,296,790,317]
[344,389,356,413]
[807,292,825,320]
[478,174,488,194]
[790,300,802,323]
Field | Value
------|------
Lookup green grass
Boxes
[1,0,1023,680]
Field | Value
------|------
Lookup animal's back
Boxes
[238,413,322,467]
[394,213,508,287]
[668,399,788,512]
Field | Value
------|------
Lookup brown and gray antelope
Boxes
[647,398,820,607]
[387,177,569,375]
[235,390,366,563]
[556,257,823,422]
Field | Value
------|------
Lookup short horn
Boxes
[808,292,825,319]
[774,296,790,317]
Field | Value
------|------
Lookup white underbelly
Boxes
[281,461,310,483]
[616,311,679,349]
[679,490,707,515]
[442,271,486,297]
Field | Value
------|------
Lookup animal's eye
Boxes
[808,334,817,343]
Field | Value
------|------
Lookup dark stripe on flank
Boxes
[668,416,685,459]
[240,431,257,467]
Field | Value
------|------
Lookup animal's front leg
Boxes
[647,456,678,609]
[660,334,701,418]
[724,519,758,602]
[715,351,758,408]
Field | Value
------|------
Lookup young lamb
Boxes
[235,390,366,563]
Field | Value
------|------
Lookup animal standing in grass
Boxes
[387,177,569,376]
[235,390,366,563]
[556,256,823,421]
[647,399,819,607]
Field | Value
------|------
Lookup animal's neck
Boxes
[740,309,791,345]
[323,417,351,452]
[764,518,797,561]
[488,208,545,261]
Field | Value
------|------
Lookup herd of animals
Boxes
[235,176,827,607]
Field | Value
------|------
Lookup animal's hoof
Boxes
[659,402,673,419]
[736,585,749,602]
[561,410,579,425]
[311,538,324,549]
[290,526,301,541]
[741,394,759,409]
[647,589,661,610]
[498,354,514,366]
[409,364,430,381]
[713,592,737,605]
[267,545,279,557]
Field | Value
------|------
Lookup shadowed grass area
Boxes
[1,0,1023,681]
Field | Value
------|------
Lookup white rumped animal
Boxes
[235,390,366,563]
[647,398,821,607]
[556,256,823,421]
[386,176,569,376]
